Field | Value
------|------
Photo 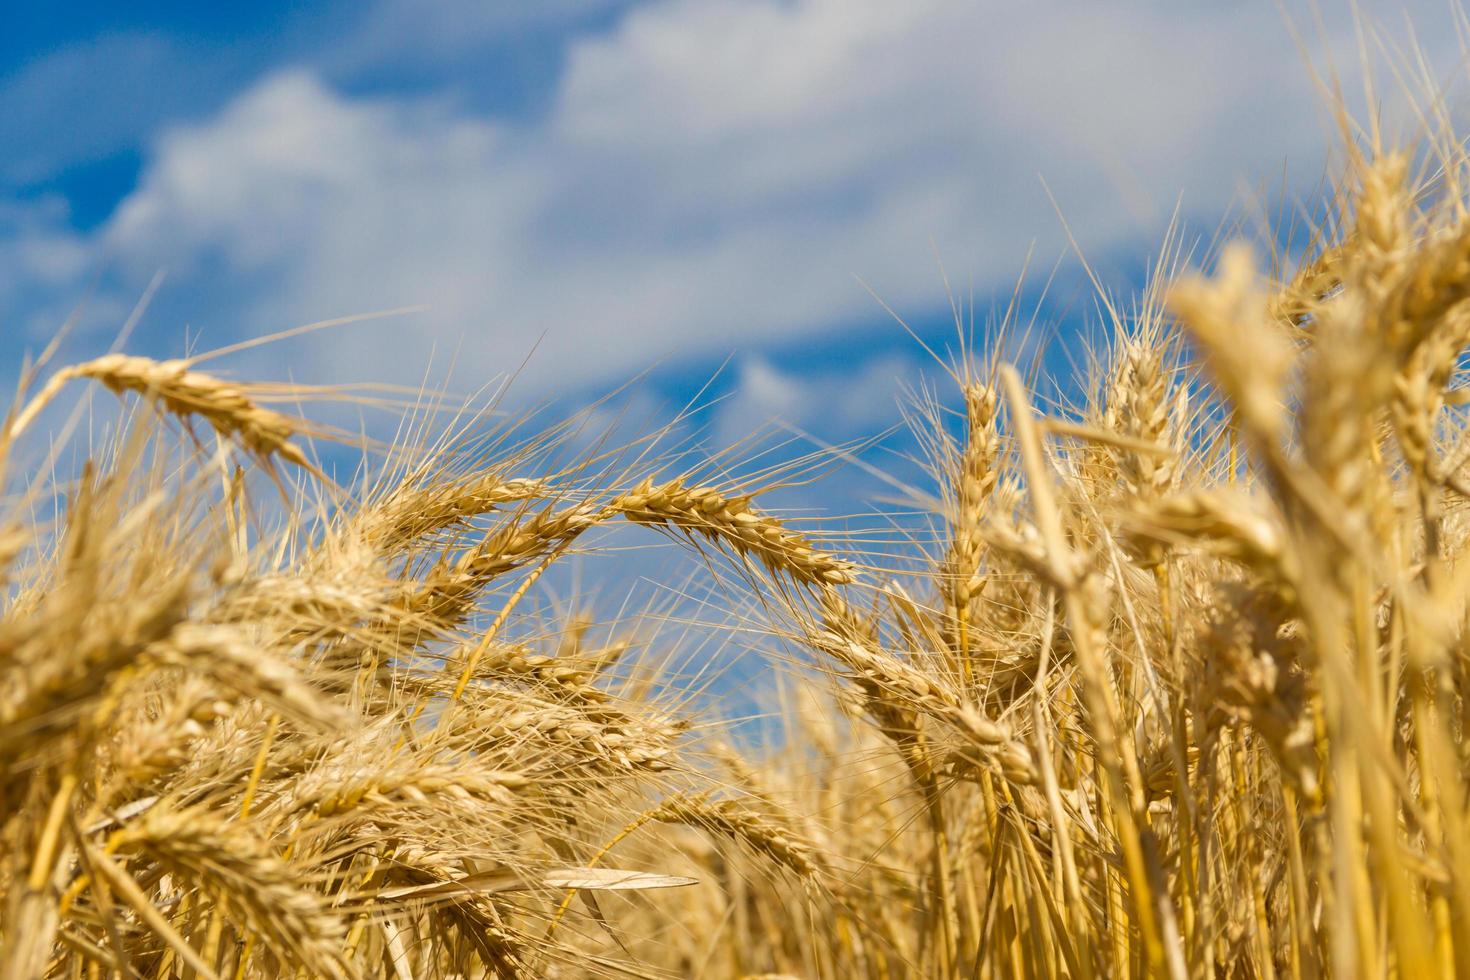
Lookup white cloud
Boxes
[709,352,918,451]
[11,1,1469,398]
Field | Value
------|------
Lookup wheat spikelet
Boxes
[111,679,237,786]
[1300,296,1389,526]
[1270,234,1351,325]
[653,793,825,880]
[1352,152,1412,287]
[1375,215,1470,360]
[812,596,1034,785]
[444,639,612,704]
[458,694,686,775]
[109,804,351,979]
[944,383,1001,605]
[1169,246,1298,447]
[285,764,529,818]
[152,623,353,731]
[1391,304,1470,514]
[1124,489,1299,593]
[12,354,314,468]
[0,577,190,766]
[397,501,605,633]
[615,478,854,585]
[1103,331,1176,502]
[361,475,549,548]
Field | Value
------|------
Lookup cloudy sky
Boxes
[2,1,1466,468]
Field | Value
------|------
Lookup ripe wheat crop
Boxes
[8,58,1470,980]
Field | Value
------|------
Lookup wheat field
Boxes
[8,78,1470,980]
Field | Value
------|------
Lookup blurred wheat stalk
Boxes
[6,67,1470,980]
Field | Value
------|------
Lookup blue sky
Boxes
[2,1,1465,494]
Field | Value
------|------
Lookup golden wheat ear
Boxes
[614,477,855,586]
[9,353,320,473]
